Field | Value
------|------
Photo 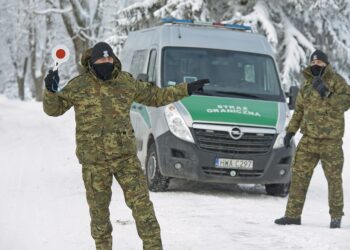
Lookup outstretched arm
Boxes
[132,76,189,107]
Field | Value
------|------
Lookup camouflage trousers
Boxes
[82,154,163,250]
[285,135,344,219]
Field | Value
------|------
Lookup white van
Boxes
[120,18,296,196]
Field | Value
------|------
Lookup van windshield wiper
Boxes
[213,91,262,99]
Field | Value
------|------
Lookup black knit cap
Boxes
[91,42,115,64]
[310,49,329,64]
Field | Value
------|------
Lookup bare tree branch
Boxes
[34,6,72,15]
[69,0,88,28]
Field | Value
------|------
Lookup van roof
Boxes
[128,23,274,56]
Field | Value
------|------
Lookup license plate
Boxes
[215,158,253,170]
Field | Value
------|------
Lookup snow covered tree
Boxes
[1,0,31,100]
[116,0,210,33]
[0,0,119,100]
[234,0,316,90]
[112,0,211,55]
[28,0,54,101]
[56,0,109,72]
[1,0,58,101]
[282,0,350,82]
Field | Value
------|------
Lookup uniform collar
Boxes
[303,64,334,83]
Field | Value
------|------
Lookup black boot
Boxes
[330,217,341,229]
[274,216,301,225]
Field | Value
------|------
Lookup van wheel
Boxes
[265,183,290,197]
[146,143,169,192]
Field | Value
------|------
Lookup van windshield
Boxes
[162,47,284,101]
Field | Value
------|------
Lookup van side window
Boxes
[130,50,147,77]
[264,59,280,93]
[147,49,157,83]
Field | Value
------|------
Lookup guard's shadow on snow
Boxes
[165,178,269,198]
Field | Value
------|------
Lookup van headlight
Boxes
[273,111,292,149]
[273,131,295,149]
[165,104,195,143]
[273,131,287,149]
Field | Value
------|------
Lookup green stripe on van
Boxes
[180,95,278,127]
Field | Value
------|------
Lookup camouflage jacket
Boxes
[287,64,350,139]
[43,49,188,164]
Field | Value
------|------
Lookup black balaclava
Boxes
[91,42,116,81]
[310,50,329,76]
[310,65,324,76]
[92,63,114,81]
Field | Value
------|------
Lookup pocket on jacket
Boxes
[120,129,137,155]
[76,138,99,164]
[103,133,122,158]
[76,131,104,164]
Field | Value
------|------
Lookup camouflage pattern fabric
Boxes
[285,136,344,218]
[284,64,350,219]
[43,48,188,249]
[287,64,350,138]
[83,155,162,250]
[43,48,188,164]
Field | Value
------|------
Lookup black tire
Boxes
[265,183,290,197]
[146,142,169,192]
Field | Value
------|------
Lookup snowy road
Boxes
[0,96,349,250]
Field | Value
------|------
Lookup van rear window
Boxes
[162,47,284,101]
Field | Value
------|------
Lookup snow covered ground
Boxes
[0,95,349,250]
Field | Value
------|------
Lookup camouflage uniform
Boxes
[43,49,188,250]
[285,64,350,219]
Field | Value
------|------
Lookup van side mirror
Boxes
[287,86,299,110]
[137,73,148,82]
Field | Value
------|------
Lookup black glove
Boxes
[187,79,210,95]
[312,76,329,98]
[283,132,295,148]
[44,70,60,93]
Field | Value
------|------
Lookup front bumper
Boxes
[156,131,295,185]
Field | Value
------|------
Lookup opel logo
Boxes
[230,127,243,140]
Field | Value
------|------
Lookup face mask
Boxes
[310,65,324,76]
[92,63,114,81]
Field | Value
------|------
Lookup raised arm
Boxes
[43,70,73,117]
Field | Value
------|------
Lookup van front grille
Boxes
[202,167,264,177]
[193,128,276,154]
